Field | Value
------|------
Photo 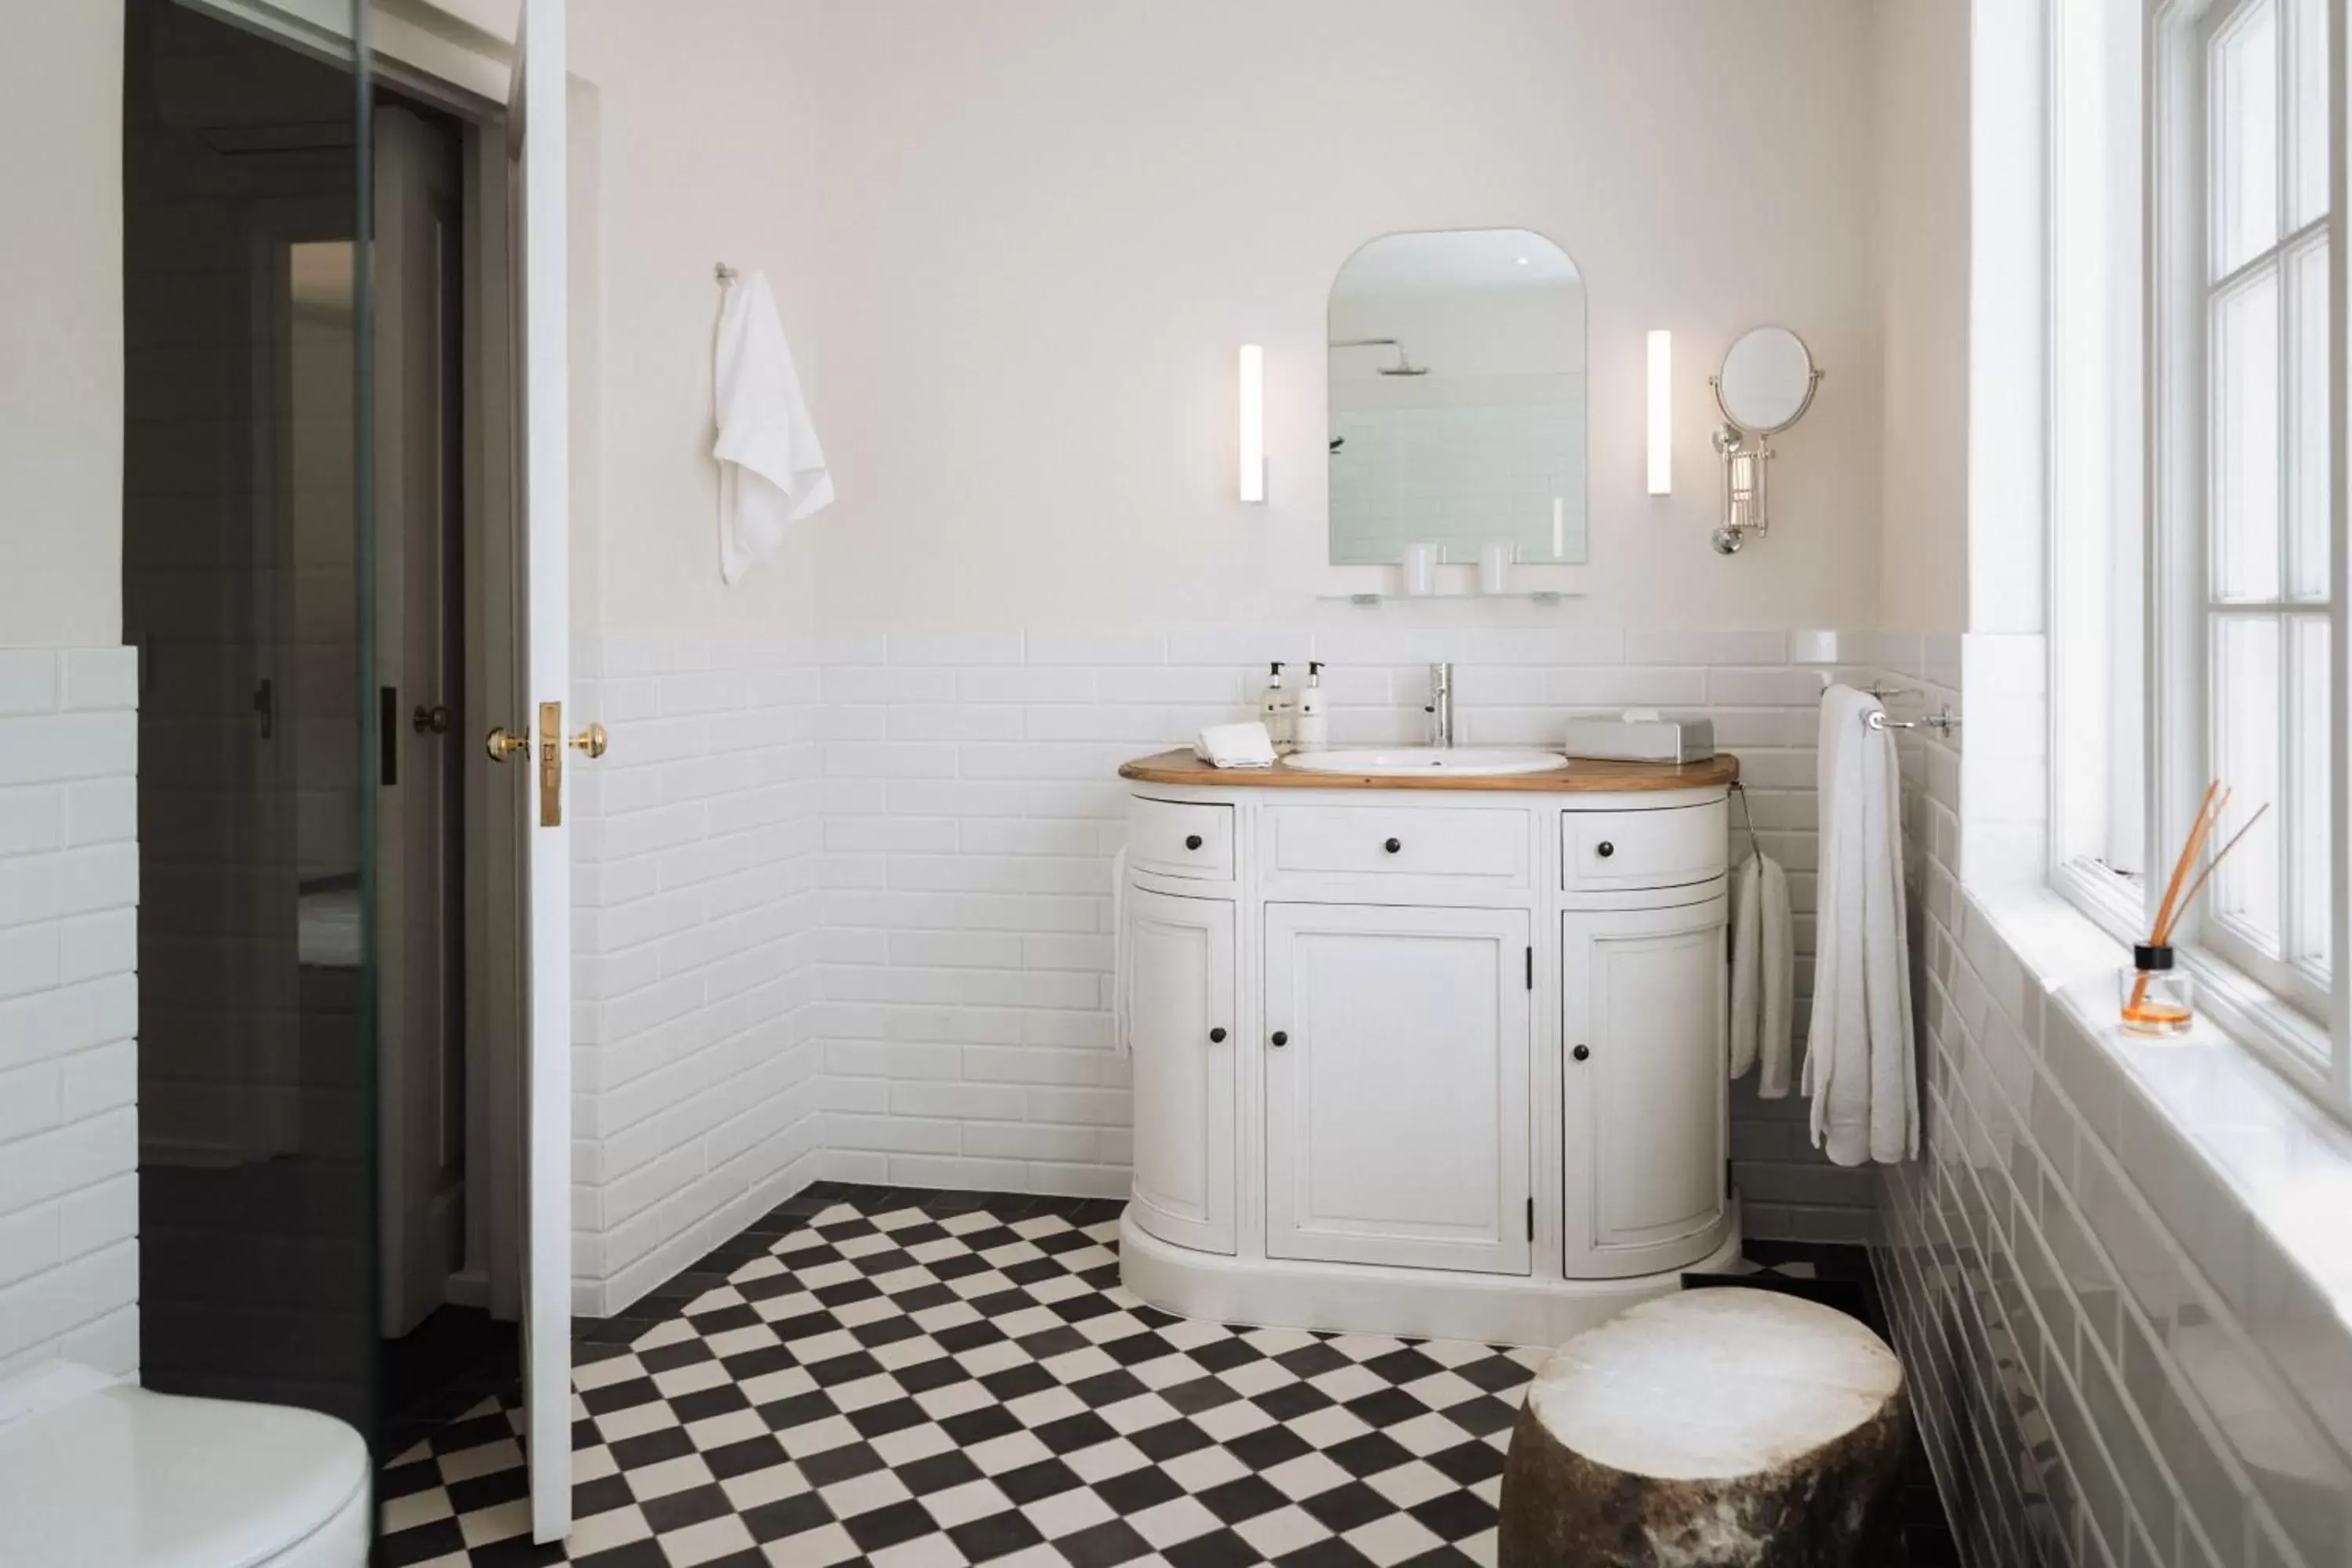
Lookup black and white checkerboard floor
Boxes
[376,1186,1834,1567]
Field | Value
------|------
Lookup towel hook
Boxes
[714,262,739,286]
[1730,780,1763,873]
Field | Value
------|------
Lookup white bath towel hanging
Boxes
[1730,849,1795,1096]
[713,270,833,583]
[1801,684,1918,1165]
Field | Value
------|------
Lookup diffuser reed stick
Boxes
[2123,782,2265,1029]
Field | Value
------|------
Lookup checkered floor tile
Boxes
[378,1189,1550,1566]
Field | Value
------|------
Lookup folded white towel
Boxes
[1730,849,1795,1095]
[1193,721,1276,768]
[1802,685,1918,1165]
[713,270,833,584]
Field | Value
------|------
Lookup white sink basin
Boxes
[1283,746,1566,778]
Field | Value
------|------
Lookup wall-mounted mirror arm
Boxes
[1705,325,1821,555]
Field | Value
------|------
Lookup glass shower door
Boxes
[123,0,379,1446]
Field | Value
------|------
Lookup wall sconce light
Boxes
[1238,345,1266,503]
[1646,329,1671,495]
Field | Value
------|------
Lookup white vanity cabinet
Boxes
[1263,903,1530,1276]
[1560,891,1730,1279]
[1124,887,1237,1254]
[1117,751,1744,1347]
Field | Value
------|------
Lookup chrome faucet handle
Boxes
[1426,662,1456,746]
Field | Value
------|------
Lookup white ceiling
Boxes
[1332,228,1582,296]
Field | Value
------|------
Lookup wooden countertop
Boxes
[1117,749,1740,793]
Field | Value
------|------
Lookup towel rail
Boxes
[1842,681,1958,735]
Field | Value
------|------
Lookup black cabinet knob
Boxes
[1185,834,1203,851]
[1572,1044,1591,1062]
[1271,1031,1290,1047]
[1383,837,1402,854]
[1209,1027,1227,1044]
[1596,840,1615,858]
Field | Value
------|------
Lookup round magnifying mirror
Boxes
[1715,326,1818,434]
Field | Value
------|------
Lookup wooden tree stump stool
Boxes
[1499,1288,1908,1567]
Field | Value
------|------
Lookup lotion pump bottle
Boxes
[1293,661,1330,751]
[1260,662,1293,752]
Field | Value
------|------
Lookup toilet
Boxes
[0,1365,370,1566]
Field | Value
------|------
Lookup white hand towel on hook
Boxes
[713,270,833,584]
[1801,684,1918,1165]
[1730,845,1795,1095]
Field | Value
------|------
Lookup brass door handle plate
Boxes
[568,722,608,759]
[414,703,451,735]
[485,726,530,762]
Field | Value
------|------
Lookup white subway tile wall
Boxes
[0,647,140,1381]
[568,636,827,1317]
[1876,635,2352,1568]
[795,625,1880,1237]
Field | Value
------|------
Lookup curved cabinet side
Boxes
[1125,886,1238,1254]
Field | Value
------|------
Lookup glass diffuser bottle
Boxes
[2118,944,2194,1038]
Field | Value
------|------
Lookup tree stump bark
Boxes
[1498,1288,1908,1567]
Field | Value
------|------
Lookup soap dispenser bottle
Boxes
[1293,662,1330,751]
[1261,662,1293,752]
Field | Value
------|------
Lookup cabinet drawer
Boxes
[1129,797,1235,880]
[1265,804,1528,884]
[1562,800,1726,891]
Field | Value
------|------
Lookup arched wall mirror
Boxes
[1326,227,1588,566]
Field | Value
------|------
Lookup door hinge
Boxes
[1525,1196,1534,1240]
[1525,946,1534,990]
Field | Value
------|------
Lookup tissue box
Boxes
[1562,714,1715,764]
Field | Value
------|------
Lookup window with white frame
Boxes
[2060,0,2346,1104]
[2191,0,2334,1011]
[2051,0,2148,914]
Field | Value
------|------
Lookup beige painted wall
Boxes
[0,0,125,648]
[804,0,1887,633]
[570,0,824,637]
[1875,0,1972,636]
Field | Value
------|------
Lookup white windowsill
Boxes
[1969,880,2352,1330]
[2052,855,2340,1107]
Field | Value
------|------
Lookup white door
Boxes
[1560,893,1730,1279]
[1263,905,1531,1274]
[506,0,576,1543]
[1126,887,1238,1254]
[375,103,466,1341]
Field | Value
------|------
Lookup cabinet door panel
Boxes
[1265,905,1530,1275]
[1127,887,1237,1253]
[1561,895,1730,1278]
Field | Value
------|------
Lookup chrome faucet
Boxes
[1425,662,1455,748]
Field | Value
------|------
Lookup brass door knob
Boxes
[413,703,450,735]
[485,726,530,762]
[568,722,608,759]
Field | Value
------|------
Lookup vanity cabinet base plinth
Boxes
[1121,1207,1745,1348]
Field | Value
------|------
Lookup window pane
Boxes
[2288,0,2328,229]
[2289,615,2331,969]
[2212,267,2281,601]
[2210,0,2281,278]
[2212,614,2283,952]
[2287,237,2331,600]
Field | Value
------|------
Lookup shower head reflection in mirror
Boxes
[1327,228,1587,567]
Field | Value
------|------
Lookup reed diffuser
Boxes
[2121,782,2268,1037]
